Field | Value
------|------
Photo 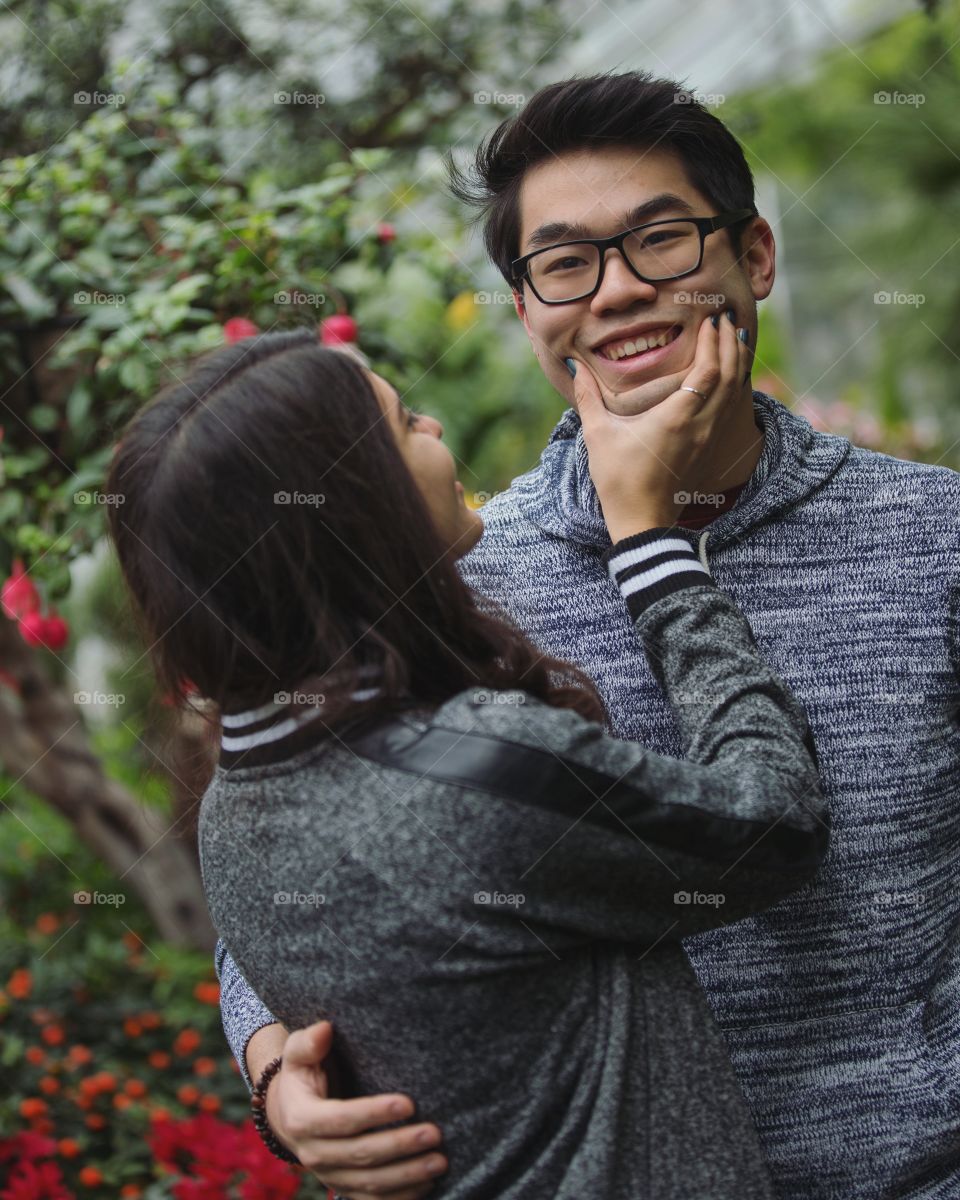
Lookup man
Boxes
[214,71,960,1198]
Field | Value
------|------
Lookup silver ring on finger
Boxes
[680,385,709,402]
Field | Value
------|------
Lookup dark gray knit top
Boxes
[199,529,827,1200]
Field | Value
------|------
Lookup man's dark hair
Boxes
[448,70,758,289]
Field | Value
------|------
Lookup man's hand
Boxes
[260,1021,448,1199]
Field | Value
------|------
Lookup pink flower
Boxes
[319,315,358,345]
[2,560,40,621]
[0,1159,73,1200]
[376,223,396,244]
[223,318,260,344]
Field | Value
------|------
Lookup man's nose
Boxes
[589,248,659,313]
[422,414,443,438]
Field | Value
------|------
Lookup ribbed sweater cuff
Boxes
[602,528,715,621]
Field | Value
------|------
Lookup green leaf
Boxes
[118,357,153,394]
[2,272,56,319]
[66,380,93,430]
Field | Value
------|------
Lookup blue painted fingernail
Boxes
[737,328,750,344]
[710,313,720,329]
[564,357,576,377]
[725,308,736,324]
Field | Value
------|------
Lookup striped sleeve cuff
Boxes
[602,527,715,621]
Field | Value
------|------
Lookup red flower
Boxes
[319,315,358,345]
[17,612,69,652]
[376,223,396,244]
[2,561,40,621]
[0,1158,72,1200]
[223,318,260,344]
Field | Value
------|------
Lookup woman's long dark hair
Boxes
[104,330,607,732]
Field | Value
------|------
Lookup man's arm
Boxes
[214,939,446,1198]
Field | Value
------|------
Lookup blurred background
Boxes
[1,0,957,1193]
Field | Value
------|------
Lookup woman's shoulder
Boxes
[423,685,608,759]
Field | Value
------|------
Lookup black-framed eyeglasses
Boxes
[511,209,756,305]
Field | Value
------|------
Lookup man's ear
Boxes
[511,288,526,324]
[742,217,776,302]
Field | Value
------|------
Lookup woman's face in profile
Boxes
[366,369,484,560]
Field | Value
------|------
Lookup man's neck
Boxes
[704,386,765,494]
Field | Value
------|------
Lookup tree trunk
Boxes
[0,615,217,950]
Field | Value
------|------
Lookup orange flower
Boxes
[192,1057,217,1077]
[173,1029,201,1056]
[41,1024,65,1046]
[148,1051,171,1069]
[113,1093,133,1110]
[33,1118,54,1136]
[124,1078,148,1098]
[123,1017,143,1038]
[84,1114,106,1130]
[39,1076,60,1095]
[19,1097,48,1119]
[7,968,32,999]
[68,1044,93,1066]
[139,1011,161,1030]
[193,981,220,1005]
[35,912,61,935]
[176,1084,200,1106]
[198,1094,221,1113]
[25,1045,46,1066]
[121,1187,143,1198]
[79,1166,103,1187]
[58,1138,81,1158]
[122,931,144,952]
[150,1106,171,1122]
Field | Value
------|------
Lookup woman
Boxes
[105,316,828,1200]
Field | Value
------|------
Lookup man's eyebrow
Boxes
[522,193,696,254]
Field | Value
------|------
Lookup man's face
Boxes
[513,145,774,416]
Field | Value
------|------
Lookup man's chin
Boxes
[600,373,685,417]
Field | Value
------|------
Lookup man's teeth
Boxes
[600,327,678,360]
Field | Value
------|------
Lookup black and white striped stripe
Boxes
[602,527,714,621]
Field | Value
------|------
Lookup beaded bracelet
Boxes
[250,1054,302,1165]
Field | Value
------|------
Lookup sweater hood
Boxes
[511,391,852,562]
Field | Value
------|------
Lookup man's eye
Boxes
[406,409,421,428]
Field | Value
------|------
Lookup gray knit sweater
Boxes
[215,390,960,1198]
[199,531,827,1200]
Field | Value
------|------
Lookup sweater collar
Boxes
[508,390,851,552]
